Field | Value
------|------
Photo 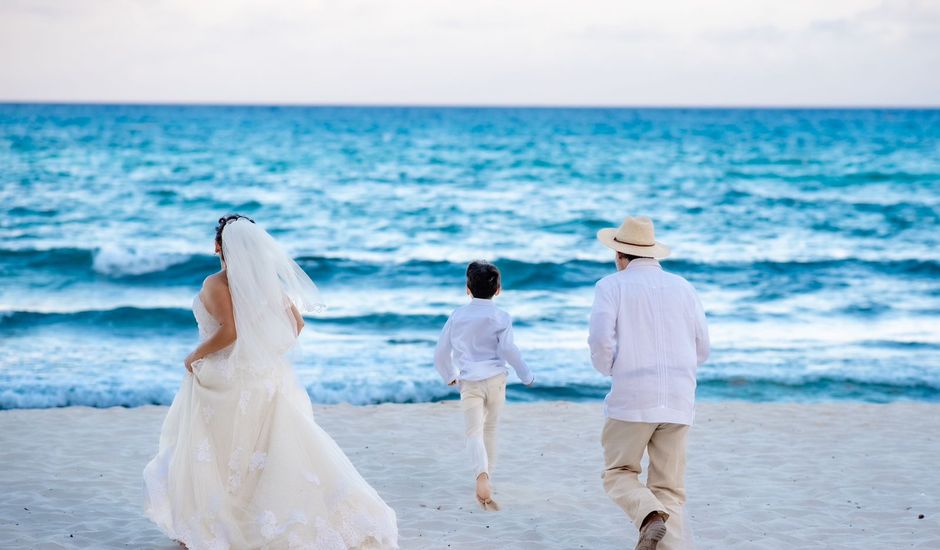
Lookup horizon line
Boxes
[1,100,939,110]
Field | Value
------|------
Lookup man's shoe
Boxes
[634,516,666,550]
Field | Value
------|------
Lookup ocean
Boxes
[1,104,939,409]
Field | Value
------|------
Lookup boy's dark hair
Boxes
[466,260,501,299]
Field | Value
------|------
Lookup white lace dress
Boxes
[143,295,398,550]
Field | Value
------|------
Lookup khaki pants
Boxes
[601,418,690,550]
[459,374,507,477]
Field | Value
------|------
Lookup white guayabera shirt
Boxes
[434,298,535,385]
[588,258,710,425]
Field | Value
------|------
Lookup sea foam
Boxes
[92,244,194,277]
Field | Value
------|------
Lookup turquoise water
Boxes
[1,104,939,408]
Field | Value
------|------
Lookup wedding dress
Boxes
[143,219,398,550]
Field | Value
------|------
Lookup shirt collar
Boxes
[626,258,662,270]
[470,297,494,305]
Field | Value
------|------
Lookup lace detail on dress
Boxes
[227,447,244,493]
[249,451,267,472]
[191,295,233,376]
[196,439,212,463]
[249,484,396,549]
[258,510,281,540]
[238,391,251,414]
[312,517,347,550]
[331,495,396,548]
[143,295,399,550]
[303,470,321,485]
[201,404,216,423]
[192,294,221,341]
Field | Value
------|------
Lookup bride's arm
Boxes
[184,277,237,372]
[289,302,305,335]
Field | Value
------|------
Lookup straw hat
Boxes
[596,216,671,259]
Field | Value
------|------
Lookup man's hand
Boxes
[525,377,535,388]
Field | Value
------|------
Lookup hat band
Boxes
[614,237,655,247]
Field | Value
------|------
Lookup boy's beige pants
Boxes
[601,418,690,550]
[459,373,507,477]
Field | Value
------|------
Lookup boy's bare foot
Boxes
[475,473,500,511]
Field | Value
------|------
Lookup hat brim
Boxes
[597,228,671,259]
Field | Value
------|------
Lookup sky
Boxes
[1,0,938,106]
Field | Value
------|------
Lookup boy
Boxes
[434,260,535,511]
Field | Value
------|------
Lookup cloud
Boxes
[0,0,936,105]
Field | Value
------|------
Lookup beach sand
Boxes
[0,401,937,549]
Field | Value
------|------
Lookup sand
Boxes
[0,401,938,549]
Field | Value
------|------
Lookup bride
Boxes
[144,215,398,549]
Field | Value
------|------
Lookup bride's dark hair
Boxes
[215,214,255,254]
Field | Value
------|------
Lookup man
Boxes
[588,216,710,550]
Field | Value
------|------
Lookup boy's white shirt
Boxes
[434,297,535,385]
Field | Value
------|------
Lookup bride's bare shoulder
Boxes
[202,271,228,290]
[200,271,229,298]
[200,271,233,316]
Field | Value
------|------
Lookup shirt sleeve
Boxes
[693,293,710,365]
[433,316,459,384]
[496,315,534,385]
[588,279,617,376]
